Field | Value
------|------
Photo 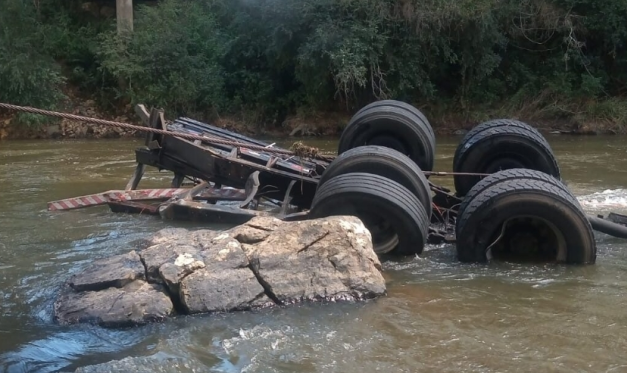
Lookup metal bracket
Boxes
[135,104,150,125]
[171,174,185,188]
[126,106,163,191]
[147,140,161,150]
[125,163,146,191]
[266,156,279,169]
[181,181,212,201]
[239,171,260,209]
[279,180,297,217]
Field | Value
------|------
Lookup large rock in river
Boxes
[54,216,386,327]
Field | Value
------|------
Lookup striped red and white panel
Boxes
[47,188,187,211]
[47,194,110,211]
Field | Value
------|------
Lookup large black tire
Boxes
[453,122,560,196]
[338,105,435,172]
[309,173,429,255]
[318,145,432,218]
[456,178,596,264]
[453,119,548,167]
[457,169,572,220]
[354,100,435,140]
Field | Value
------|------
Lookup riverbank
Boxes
[1,98,625,140]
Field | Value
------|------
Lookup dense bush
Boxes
[0,0,65,124]
[1,0,626,129]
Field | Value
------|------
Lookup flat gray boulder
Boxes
[68,250,145,292]
[242,217,386,303]
[180,267,272,313]
[54,215,386,327]
[54,280,173,327]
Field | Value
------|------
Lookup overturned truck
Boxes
[49,100,627,265]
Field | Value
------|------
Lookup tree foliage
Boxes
[98,0,226,118]
[1,0,626,128]
[0,0,65,124]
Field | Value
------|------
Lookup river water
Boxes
[0,136,626,372]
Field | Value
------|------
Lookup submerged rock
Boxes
[74,354,205,373]
[54,280,174,327]
[54,216,386,327]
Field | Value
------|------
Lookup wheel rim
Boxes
[360,211,399,254]
[487,216,567,263]
[484,157,527,174]
[366,135,409,155]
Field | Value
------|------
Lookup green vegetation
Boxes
[1,0,626,132]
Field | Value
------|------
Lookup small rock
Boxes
[229,224,271,244]
[69,251,145,292]
[54,280,174,327]
[227,216,283,244]
[243,216,284,231]
[158,253,205,296]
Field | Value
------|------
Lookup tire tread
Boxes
[312,173,429,254]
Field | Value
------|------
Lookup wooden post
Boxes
[116,0,133,34]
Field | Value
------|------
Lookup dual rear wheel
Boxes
[453,119,561,196]
[307,101,596,265]
[312,100,435,255]
[455,169,596,264]
[451,120,595,264]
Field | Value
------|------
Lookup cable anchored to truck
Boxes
[0,102,336,162]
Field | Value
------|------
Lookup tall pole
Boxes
[116,0,133,34]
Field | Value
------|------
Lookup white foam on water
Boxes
[221,325,289,354]
[577,189,627,211]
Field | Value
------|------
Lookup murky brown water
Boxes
[1,136,627,372]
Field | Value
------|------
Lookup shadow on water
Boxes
[1,136,627,372]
